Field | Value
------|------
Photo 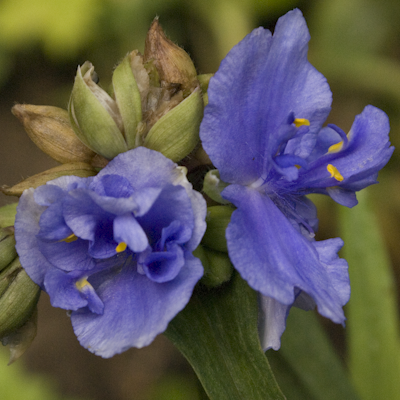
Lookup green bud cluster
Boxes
[69,18,203,162]
[0,225,40,363]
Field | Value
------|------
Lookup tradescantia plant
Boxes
[0,8,395,400]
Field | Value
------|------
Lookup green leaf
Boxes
[339,189,400,400]
[269,308,360,400]
[165,272,286,400]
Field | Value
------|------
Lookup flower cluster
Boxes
[4,8,393,360]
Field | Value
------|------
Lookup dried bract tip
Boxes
[12,104,96,164]
[144,19,198,93]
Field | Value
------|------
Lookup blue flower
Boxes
[200,9,394,349]
[15,147,206,357]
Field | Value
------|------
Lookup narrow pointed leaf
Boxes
[340,189,400,400]
[268,307,359,400]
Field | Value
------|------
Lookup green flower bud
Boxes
[203,169,231,204]
[143,87,203,162]
[112,51,144,149]
[0,203,17,229]
[201,206,234,252]
[2,307,38,365]
[69,61,129,159]
[11,105,96,164]
[0,227,17,273]
[194,245,233,288]
[1,162,97,197]
[0,258,40,339]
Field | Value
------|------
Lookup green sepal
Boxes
[0,203,18,228]
[193,245,233,288]
[143,87,203,162]
[165,271,286,400]
[0,228,17,273]
[201,205,234,252]
[69,64,128,159]
[0,258,40,338]
[203,169,230,204]
[112,52,143,149]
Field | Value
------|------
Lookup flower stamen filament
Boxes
[61,233,78,243]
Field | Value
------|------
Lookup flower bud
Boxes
[203,169,230,204]
[197,74,213,106]
[69,61,129,159]
[0,257,40,339]
[2,307,38,365]
[0,227,17,272]
[143,87,203,162]
[194,245,233,288]
[12,104,96,164]
[1,162,97,197]
[144,18,198,94]
[0,203,17,229]
[112,51,144,149]
[201,206,234,252]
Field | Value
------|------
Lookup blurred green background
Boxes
[0,0,399,399]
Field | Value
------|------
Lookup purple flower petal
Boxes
[71,255,203,358]
[200,9,332,185]
[224,184,348,324]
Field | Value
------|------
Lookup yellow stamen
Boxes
[328,141,344,153]
[327,164,344,182]
[293,118,310,128]
[62,233,78,243]
[76,277,90,291]
[116,242,127,253]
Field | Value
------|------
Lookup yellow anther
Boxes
[293,118,310,128]
[62,233,78,243]
[116,242,127,253]
[76,277,90,291]
[328,141,344,153]
[327,164,344,182]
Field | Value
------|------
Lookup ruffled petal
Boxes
[95,147,181,191]
[44,269,89,311]
[38,238,95,271]
[71,255,203,358]
[137,185,194,246]
[223,184,348,324]
[15,188,50,286]
[200,9,331,185]
[143,243,185,283]
[113,214,148,253]
[295,106,394,199]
